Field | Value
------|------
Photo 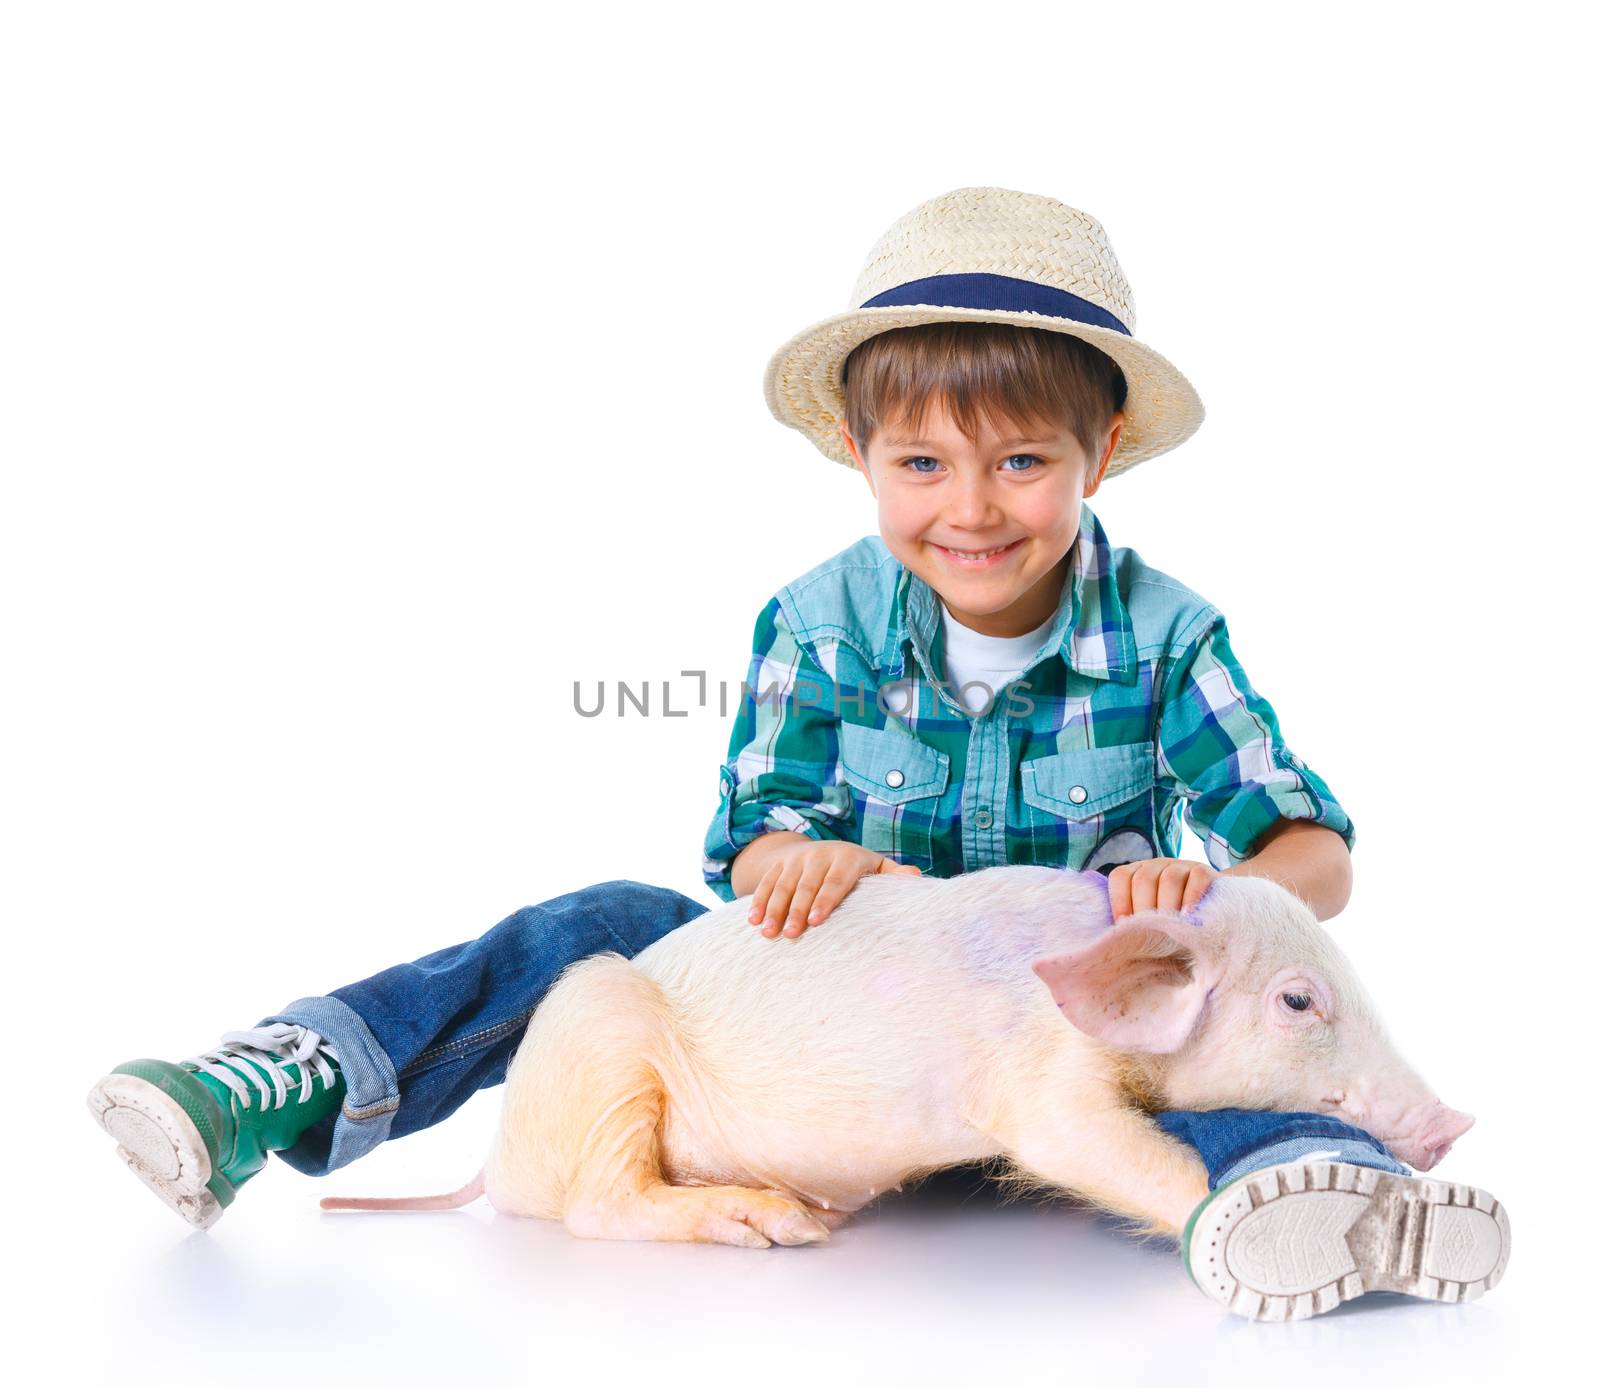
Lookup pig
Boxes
[322,865,1481,1260]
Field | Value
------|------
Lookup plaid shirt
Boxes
[702,502,1354,902]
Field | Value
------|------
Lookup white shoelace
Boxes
[185,1022,341,1112]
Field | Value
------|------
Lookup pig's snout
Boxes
[1383,1104,1475,1172]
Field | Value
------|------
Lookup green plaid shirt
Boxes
[702,502,1354,902]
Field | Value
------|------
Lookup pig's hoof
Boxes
[567,1184,832,1248]
[1184,1160,1510,1322]
[700,1188,832,1247]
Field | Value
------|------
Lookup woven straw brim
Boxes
[764,304,1205,477]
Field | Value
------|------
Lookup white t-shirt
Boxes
[938,600,1055,715]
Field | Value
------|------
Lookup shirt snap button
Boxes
[1068,785,1089,805]
[973,808,993,829]
[885,768,905,788]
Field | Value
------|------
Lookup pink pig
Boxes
[323,865,1480,1261]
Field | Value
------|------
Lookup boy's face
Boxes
[841,396,1123,639]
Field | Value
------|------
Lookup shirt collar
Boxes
[877,501,1138,685]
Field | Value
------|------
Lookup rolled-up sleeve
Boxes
[701,596,856,901]
[1155,612,1356,870]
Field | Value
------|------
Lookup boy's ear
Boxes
[840,423,876,496]
[1083,412,1124,498]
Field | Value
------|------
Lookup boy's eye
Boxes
[897,455,1042,474]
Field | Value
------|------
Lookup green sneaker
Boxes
[86,1022,345,1229]
[1182,1157,1512,1321]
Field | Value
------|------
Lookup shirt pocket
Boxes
[839,721,950,868]
[1018,740,1158,870]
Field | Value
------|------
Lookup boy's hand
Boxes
[1106,857,1217,921]
[748,841,922,940]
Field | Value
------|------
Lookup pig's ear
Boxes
[1031,913,1218,1054]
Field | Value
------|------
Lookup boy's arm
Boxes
[1221,818,1352,921]
[1155,611,1357,920]
[701,596,856,903]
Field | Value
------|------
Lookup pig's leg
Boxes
[992,1101,1212,1241]
[486,953,830,1249]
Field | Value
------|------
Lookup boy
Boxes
[88,187,1508,1322]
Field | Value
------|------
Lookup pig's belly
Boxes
[654,1089,999,1213]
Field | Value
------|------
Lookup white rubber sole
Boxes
[1189,1160,1511,1322]
[86,1073,223,1230]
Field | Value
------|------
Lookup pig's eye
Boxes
[1281,991,1314,1012]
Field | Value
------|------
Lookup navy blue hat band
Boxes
[857,272,1130,336]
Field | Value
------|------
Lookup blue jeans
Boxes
[262,879,1410,1193]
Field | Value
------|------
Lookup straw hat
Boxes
[764,186,1204,478]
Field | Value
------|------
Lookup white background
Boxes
[3,2,1589,1383]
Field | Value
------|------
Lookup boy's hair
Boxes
[842,322,1128,469]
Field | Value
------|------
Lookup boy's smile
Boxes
[841,397,1124,639]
